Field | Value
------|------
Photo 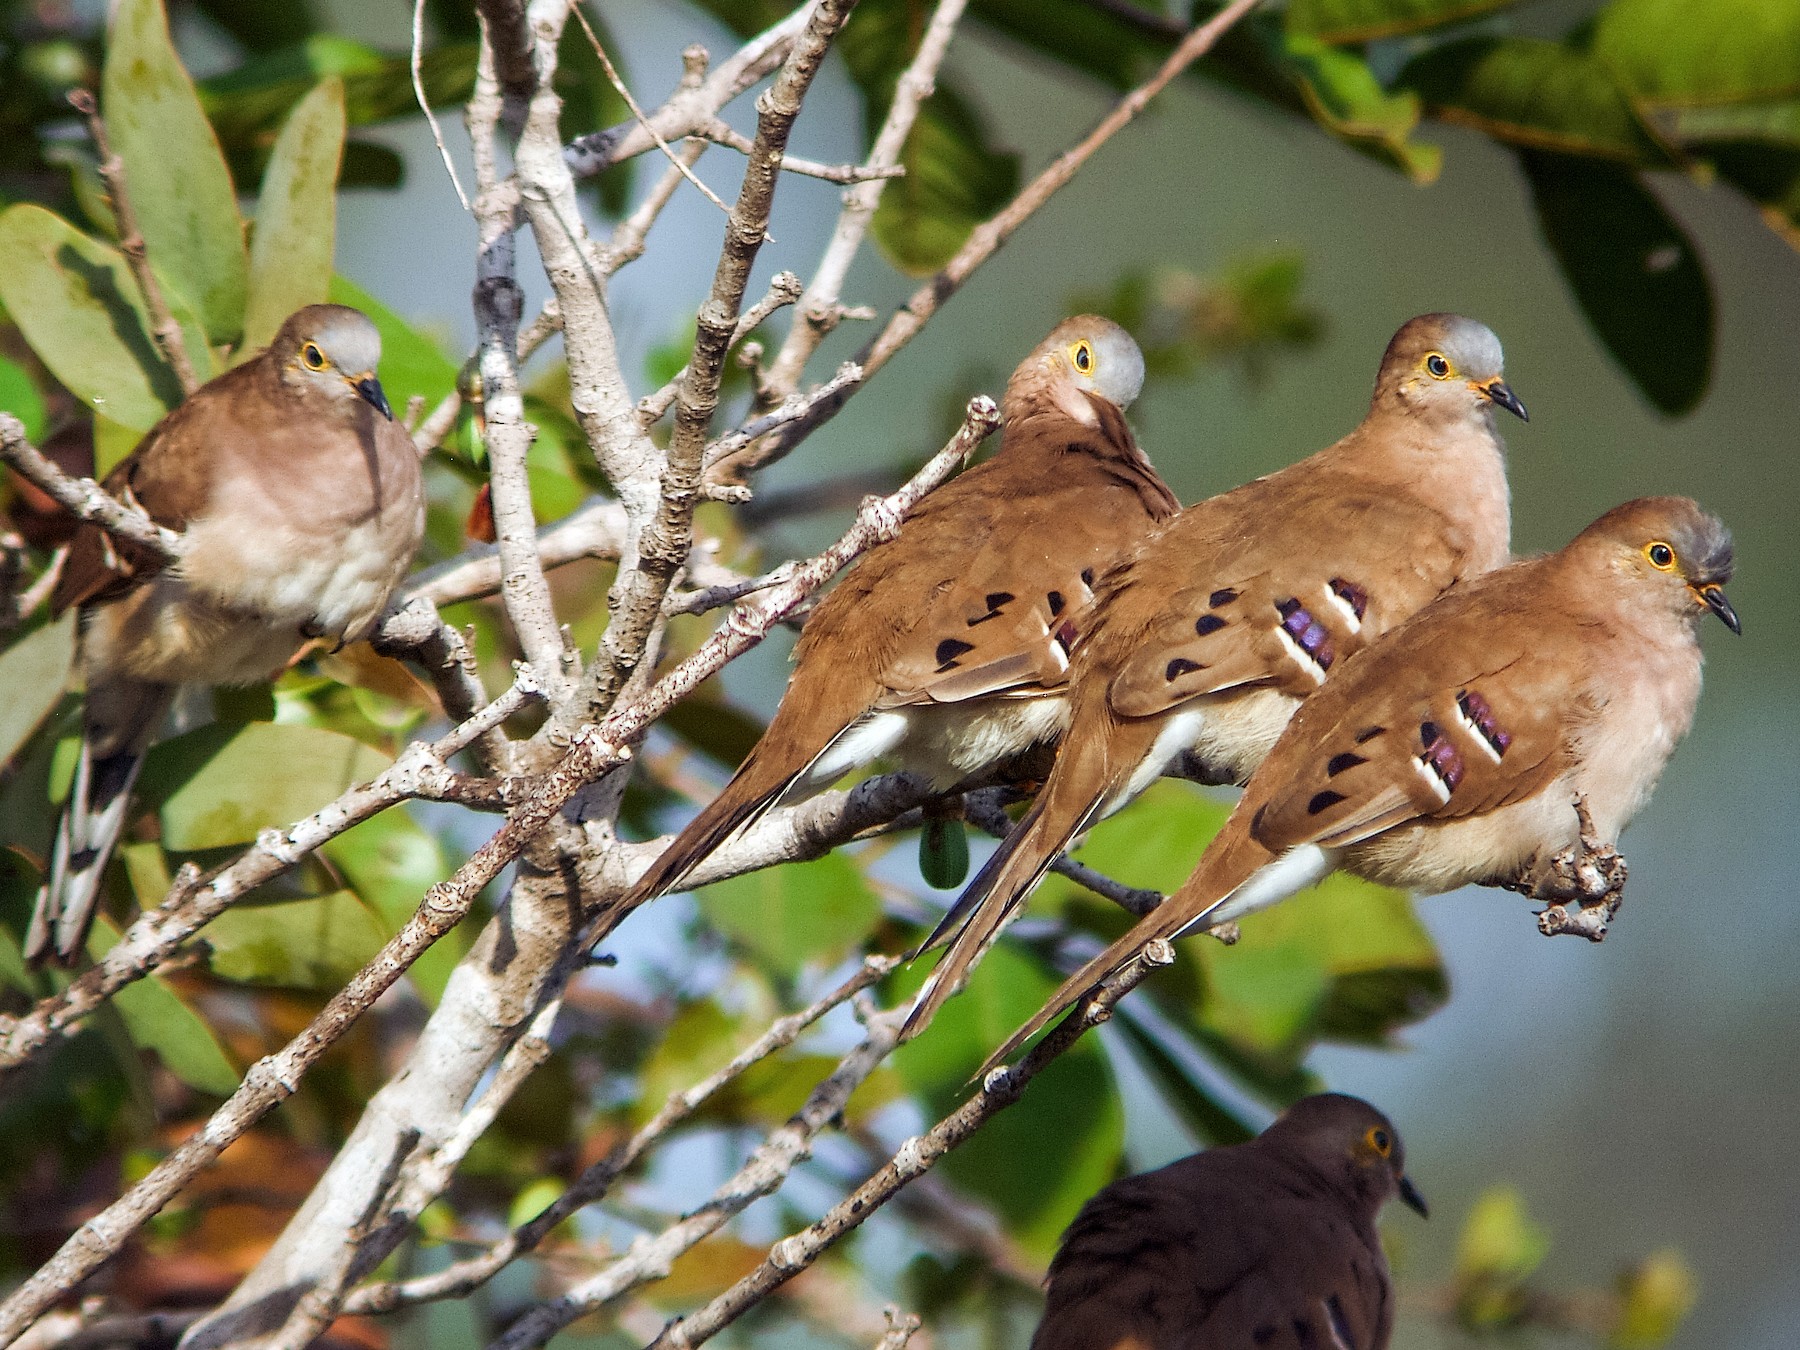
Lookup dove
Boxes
[986,497,1738,1071]
[621,316,1179,910]
[25,304,425,965]
[907,313,1525,1035]
[1032,1093,1426,1350]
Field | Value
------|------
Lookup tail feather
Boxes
[621,751,791,914]
[902,721,1142,1042]
[974,813,1283,1075]
[27,680,170,966]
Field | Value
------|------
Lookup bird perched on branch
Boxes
[985,496,1739,1071]
[622,316,1180,911]
[1031,1093,1427,1350]
[25,304,425,965]
[906,313,1526,1036]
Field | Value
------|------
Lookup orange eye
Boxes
[301,342,328,371]
[1645,542,1676,570]
[1365,1127,1392,1156]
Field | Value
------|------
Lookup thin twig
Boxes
[646,943,1176,1348]
[961,795,1164,918]
[0,414,182,561]
[605,138,708,271]
[764,0,970,402]
[67,90,201,395]
[344,955,899,1314]
[414,0,472,211]
[573,4,732,217]
[636,272,808,429]
[718,0,1263,479]
[697,118,908,184]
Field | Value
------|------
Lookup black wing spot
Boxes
[1251,804,1268,837]
[1053,618,1079,654]
[985,591,1014,611]
[1308,789,1346,815]
[1209,587,1239,608]
[1194,613,1226,636]
[1325,1294,1358,1350]
[1420,720,1441,747]
[1166,657,1203,681]
[1046,590,1065,616]
[1081,568,1096,588]
[1330,576,1369,621]
[1354,725,1385,744]
[1326,752,1366,777]
[935,638,975,669]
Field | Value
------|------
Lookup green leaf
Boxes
[87,914,239,1094]
[1282,32,1442,181]
[0,356,48,440]
[1520,149,1714,416]
[918,817,971,889]
[1286,0,1522,43]
[1400,36,1667,162]
[871,84,1021,274]
[242,78,345,355]
[1456,1183,1551,1281]
[323,811,463,1003]
[0,615,74,773]
[889,944,1124,1258]
[0,203,208,431]
[695,852,881,977]
[1594,0,1800,108]
[328,275,458,415]
[142,721,392,851]
[205,890,389,988]
[1612,1249,1699,1347]
[104,0,248,345]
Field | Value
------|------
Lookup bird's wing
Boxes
[51,372,247,614]
[1100,476,1472,720]
[1248,575,1582,853]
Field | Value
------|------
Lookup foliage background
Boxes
[0,0,1794,1346]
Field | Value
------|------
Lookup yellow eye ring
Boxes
[1424,353,1452,379]
[1645,541,1677,570]
[301,342,328,371]
[1069,340,1095,374]
[1365,1126,1392,1156]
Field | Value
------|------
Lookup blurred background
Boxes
[0,0,1795,1345]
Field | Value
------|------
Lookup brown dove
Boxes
[906,314,1526,1035]
[986,497,1738,1071]
[1032,1093,1426,1350]
[623,317,1180,910]
[25,304,425,965]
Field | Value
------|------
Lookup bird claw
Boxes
[1527,796,1627,942]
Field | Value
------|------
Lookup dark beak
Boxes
[1398,1174,1429,1218]
[1697,583,1741,635]
[1480,378,1528,422]
[354,375,395,421]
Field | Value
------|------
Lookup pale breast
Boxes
[1346,781,1579,896]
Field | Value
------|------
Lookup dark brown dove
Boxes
[906,314,1526,1036]
[1032,1093,1427,1350]
[621,316,1179,909]
[988,497,1738,1071]
[25,304,425,965]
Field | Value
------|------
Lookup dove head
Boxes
[1372,313,1526,427]
[1261,1093,1429,1223]
[1578,496,1740,635]
[273,304,395,421]
[1005,315,1146,427]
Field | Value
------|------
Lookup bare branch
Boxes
[343,955,899,1314]
[580,0,856,725]
[764,0,970,402]
[703,361,862,468]
[562,5,819,177]
[876,1307,924,1350]
[716,0,1263,479]
[0,414,182,562]
[697,117,909,184]
[961,794,1164,918]
[605,138,710,270]
[403,496,629,609]
[636,271,808,429]
[67,90,200,395]
[646,943,1175,1348]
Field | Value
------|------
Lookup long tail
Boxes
[973,812,1306,1076]
[26,679,171,966]
[618,747,794,915]
[902,717,1157,1042]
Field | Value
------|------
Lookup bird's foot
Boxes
[1529,796,1627,942]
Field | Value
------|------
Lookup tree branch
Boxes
[0,414,182,562]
